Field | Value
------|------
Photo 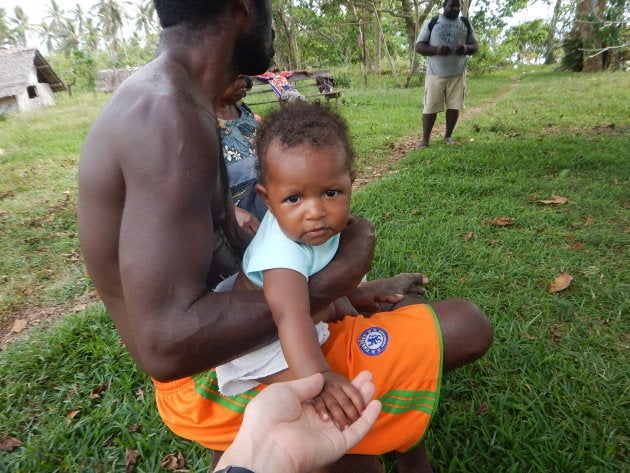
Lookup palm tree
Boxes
[92,0,129,64]
[43,0,65,35]
[134,0,158,40]
[57,18,81,56]
[71,3,86,41]
[0,7,11,46]
[37,21,57,53]
[83,17,100,51]
[8,6,30,47]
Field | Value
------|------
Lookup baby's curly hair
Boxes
[256,102,356,184]
[154,0,228,28]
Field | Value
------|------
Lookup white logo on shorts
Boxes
[358,327,389,356]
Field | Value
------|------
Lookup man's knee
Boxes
[459,299,493,357]
[430,298,493,370]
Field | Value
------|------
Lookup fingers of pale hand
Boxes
[284,373,325,402]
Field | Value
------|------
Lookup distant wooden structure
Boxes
[96,66,142,92]
[0,48,66,114]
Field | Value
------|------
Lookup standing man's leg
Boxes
[420,113,438,148]
[443,73,466,144]
[444,109,459,143]
[419,74,442,148]
[394,298,493,473]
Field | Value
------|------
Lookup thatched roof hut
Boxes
[0,48,66,114]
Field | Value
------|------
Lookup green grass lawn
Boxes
[1,68,628,472]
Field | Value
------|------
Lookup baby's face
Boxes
[257,141,353,246]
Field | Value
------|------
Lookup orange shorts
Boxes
[152,304,443,454]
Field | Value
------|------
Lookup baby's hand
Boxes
[313,371,366,430]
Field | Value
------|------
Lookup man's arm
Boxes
[308,216,375,314]
[98,93,278,381]
[416,41,451,56]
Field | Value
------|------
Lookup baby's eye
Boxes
[286,195,300,203]
[325,190,339,197]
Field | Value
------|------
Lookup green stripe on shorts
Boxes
[192,370,258,413]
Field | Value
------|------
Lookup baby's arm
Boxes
[263,268,365,429]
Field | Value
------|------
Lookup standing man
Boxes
[415,0,478,147]
[78,1,492,472]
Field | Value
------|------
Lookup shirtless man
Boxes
[78,1,492,472]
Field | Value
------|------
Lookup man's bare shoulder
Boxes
[84,59,215,167]
[101,63,195,129]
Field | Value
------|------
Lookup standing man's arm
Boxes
[416,41,451,56]
[414,19,450,57]
[455,20,479,56]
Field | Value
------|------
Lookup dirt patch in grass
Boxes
[1,291,98,349]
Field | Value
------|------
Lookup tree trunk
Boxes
[544,0,563,64]
[576,0,604,71]
[374,0,382,75]
[461,0,470,17]
[351,2,369,86]
[399,0,416,51]
[403,0,439,88]
[273,2,302,70]
[373,1,401,84]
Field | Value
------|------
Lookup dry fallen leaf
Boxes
[536,195,568,205]
[67,409,82,419]
[10,319,27,334]
[161,451,186,470]
[548,272,574,294]
[90,382,109,399]
[126,448,140,473]
[548,324,563,343]
[483,217,515,226]
[523,331,538,340]
[464,231,474,241]
[0,433,23,452]
[476,402,490,416]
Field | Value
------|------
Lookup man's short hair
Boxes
[256,102,356,183]
[154,0,229,28]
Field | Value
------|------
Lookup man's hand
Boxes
[348,273,429,313]
[234,206,261,234]
[455,44,467,56]
[214,371,382,473]
[436,45,451,56]
[337,216,375,277]
[309,216,375,312]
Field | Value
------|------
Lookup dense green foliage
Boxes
[1,67,628,471]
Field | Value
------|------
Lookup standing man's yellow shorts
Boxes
[423,73,466,114]
[153,304,443,454]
